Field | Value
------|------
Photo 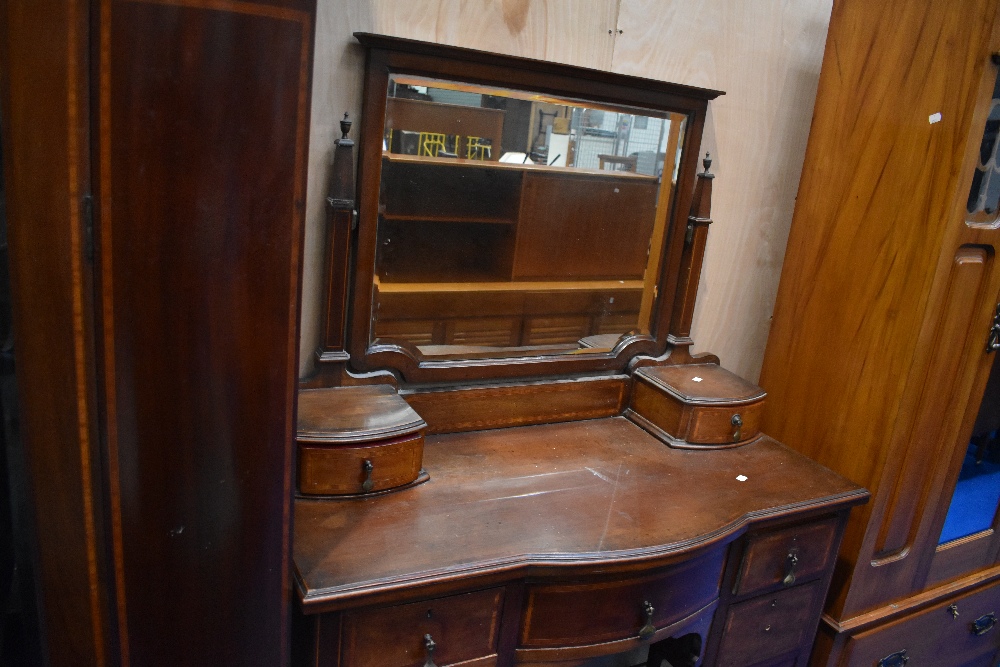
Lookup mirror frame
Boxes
[345,33,723,383]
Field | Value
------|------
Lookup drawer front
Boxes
[845,581,1000,667]
[716,581,824,666]
[686,401,763,444]
[341,588,504,667]
[297,434,423,496]
[520,547,725,648]
[735,517,839,596]
[629,380,764,446]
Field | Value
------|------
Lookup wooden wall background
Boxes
[300,0,833,382]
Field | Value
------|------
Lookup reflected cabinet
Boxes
[294,33,867,667]
[760,0,1000,665]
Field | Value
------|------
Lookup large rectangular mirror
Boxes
[374,75,687,361]
[345,34,721,382]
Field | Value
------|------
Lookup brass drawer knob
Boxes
[638,600,656,640]
[361,459,374,492]
[423,633,438,667]
[972,612,997,636]
[731,413,743,442]
[782,551,799,586]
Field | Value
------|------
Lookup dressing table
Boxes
[293,34,867,667]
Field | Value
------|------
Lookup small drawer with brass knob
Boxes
[734,516,839,596]
[627,363,766,448]
[518,546,725,651]
[339,588,504,667]
[297,385,428,497]
[715,582,824,666]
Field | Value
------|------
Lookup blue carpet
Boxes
[939,445,1000,544]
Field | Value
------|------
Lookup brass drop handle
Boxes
[423,633,438,667]
[638,600,656,639]
[782,551,799,586]
[972,612,997,636]
[731,414,743,442]
[361,459,374,492]
[877,649,909,667]
[987,304,1000,352]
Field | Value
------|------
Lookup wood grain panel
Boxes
[759,0,1000,622]
[0,0,110,664]
[612,0,834,381]
[402,376,628,434]
[511,172,658,281]
[97,0,312,662]
[367,0,618,71]
[873,249,991,560]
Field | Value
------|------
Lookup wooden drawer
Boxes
[298,434,424,496]
[297,386,426,497]
[844,580,1000,667]
[735,516,839,596]
[629,364,766,448]
[519,547,724,648]
[716,581,825,666]
[341,588,504,667]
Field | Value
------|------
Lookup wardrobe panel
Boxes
[873,248,993,561]
[95,0,313,662]
[0,0,107,663]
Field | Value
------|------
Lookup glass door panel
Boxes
[940,353,1000,544]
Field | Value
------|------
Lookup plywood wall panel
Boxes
[369,0,620,69]
[613,0,833,381]
[301,0,834,382]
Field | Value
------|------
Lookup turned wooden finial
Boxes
[340,112,353,140]
[702,152,712,174]
[328,112,355,206]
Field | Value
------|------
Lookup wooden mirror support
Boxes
[292,34,868,667]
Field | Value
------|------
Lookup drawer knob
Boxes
[972,612,997,636]
[877,649,908,667]
[361,459,374,492]
[423,633,438,667]
[638,600,656,640]
[731,414,743,442]
[782,551,799,586]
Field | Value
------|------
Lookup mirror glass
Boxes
[372,74,687,360]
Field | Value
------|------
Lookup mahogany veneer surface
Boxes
[294,417,865,610]
[298,385,425,442]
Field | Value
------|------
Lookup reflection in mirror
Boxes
[939,351,1000,544]
[372,75,687,360]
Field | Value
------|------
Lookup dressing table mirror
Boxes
[293,33,867,667]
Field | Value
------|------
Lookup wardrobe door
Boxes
[927,64,1000,586]
[760,0,1000,622]
[0,1,107,664]
[93,0,314,663]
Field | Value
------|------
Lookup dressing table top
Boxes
[294,416,866,613]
